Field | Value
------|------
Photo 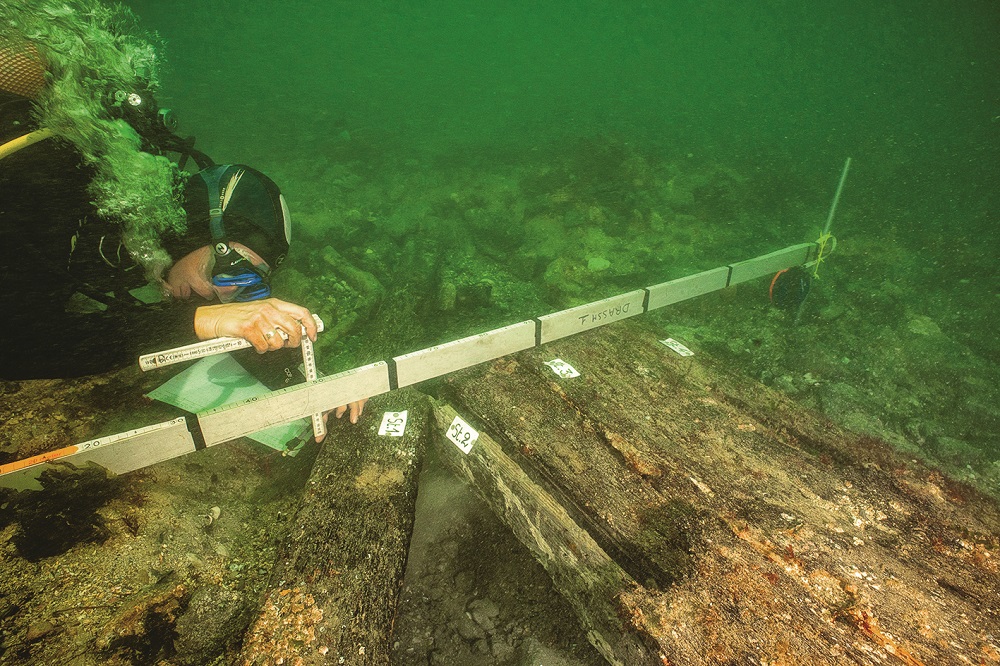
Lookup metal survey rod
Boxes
[138,313,324,371]
[1,243,818,489]
[822,157,851,237]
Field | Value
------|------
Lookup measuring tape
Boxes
[138,314,324,371]
[0,418,194,491]
[299,333,326,440]
[140,312,327,439]
[2,242,822,489]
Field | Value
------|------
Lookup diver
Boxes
[0,25,365,427]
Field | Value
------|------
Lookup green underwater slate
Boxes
[146,354,307,452]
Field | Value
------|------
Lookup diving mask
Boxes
[211,242,271,302]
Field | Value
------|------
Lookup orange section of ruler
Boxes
[0,444,79,475]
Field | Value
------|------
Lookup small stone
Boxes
[452,571,473,593]
[468,598,499,632]
[468,598,500,619]
[25,619,57,642]
[173,585,248,665]
[438,282,457,311]
[202,506,222,527]
[586,256,611,272]
[184,552,206,569]
[456,615,486,641]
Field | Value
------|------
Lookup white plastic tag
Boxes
[544,358,580,378]
[378,411,408,437]
[446,415,479,454]
[660,338,694,357]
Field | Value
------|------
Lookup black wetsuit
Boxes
[0,91,196,378]
[0,92,306,388]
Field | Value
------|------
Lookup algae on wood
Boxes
[239,389,430,666]
[433,402,659,666]
[434,319,1000,665]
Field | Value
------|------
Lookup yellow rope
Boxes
[0,127,54,161]
[811,232,837,279]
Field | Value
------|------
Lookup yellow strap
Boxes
[0,127,55,161]
[811,232,837,279]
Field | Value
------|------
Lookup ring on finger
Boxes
[264,330,276,340]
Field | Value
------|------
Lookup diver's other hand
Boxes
[336,398,367,424]
[194,298,317,352]
[165,246,214,300]
[316,399,368,441]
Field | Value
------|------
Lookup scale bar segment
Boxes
[537,290,646,344]
[197,361,391,446]
[393,320,536,388]
[727,243,814,286]
[646,267,731,311]
[0,418,195,490]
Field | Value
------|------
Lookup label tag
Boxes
[446,415,479,454]
[660,338,694,357]
[378,411,409,437]
[544,358,580,378]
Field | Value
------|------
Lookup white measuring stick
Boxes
[2,243,816,488]
[139,313,324,371]
[300,333,326,440]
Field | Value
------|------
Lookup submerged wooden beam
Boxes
[438,319,1000,665]
[238,389,430,666]
[432,402,659,666]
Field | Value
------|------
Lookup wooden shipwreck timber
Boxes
[228,317,999,666]
[1,242,997,665]
[426,320,1000,665]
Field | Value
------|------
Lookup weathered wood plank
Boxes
[432,402,659,666]
[440,344,701,594]
[238,389,430,666]
[439,319,1000,666]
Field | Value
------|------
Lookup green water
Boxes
[5,1,996,487]
[2,3,999,663]
[123,0,999,488]
[134,1,997,169]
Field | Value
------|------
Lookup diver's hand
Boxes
[194,298,318,353]
[316,399,368,441]
[165,246,214,300]
[335,399,368,424]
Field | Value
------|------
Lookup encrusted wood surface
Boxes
[436,319,1000,666]
[238,389,430,666]
[433,402,658,666]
